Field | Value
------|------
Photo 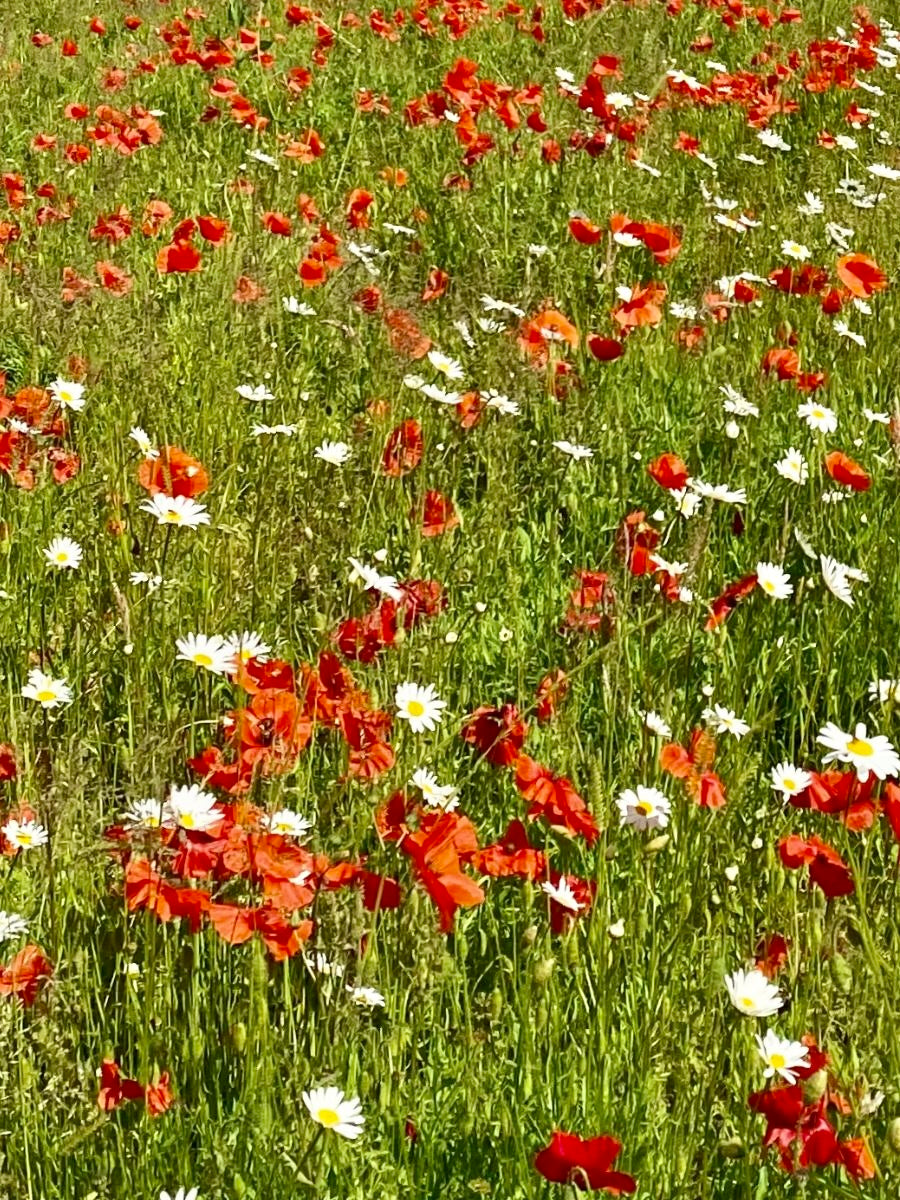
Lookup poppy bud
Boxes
[533,956,555,985]
[718,1135,745,1159]
[829,953,852,994]
[645,834,670,855]
[490,988,503,1022]
[232,1174,247,1198]
[802,1069,828,1105]
[521,924,538,947]
[565,935,580,968]
[229,1022,247,1053]
[887,1117,900,1153]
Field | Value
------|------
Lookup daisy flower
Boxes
[427,349,464,381]
[643,711,672,738]
[541,877,584,912]
[348,557,403,602]
[0,912,28,943]
[251,423,297,437]
[409,768,459,810]
[347,985,386,1008]
[123,797,171,830]
[781,239,810,261]
[774,447,808,484]
[43,537,83,570]
[283,296,316,316]
[261,809,312,840]
[797,401,837,434]
[705,704,750,738]
[139,494,210,528]
[552,440,593,460]
[725,967,784,1017]
[224,630,271,666]
[756,562,793,599]
[616,785,671,831]
[689,479,746,504]
[395,682,446,733]
[167,784,223,832]
[236,383,274,402]
[2,818,49,851]
[816,721,900,782]
[49,378,85,411]
[22,668,73,708]
[129,426,159,459]
[869,678,900,704]
[755,1030,810,1084]
[770,762,812,798]
[175,633,235,675]
[314,440,351,466]
[820,555,857,606]
[160,1190,199,1200]
[302,1087,365,1139]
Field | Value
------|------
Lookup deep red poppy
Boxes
[535,1132,636,1192]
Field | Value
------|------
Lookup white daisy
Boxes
[552,440,593,460]
[314,440,352,466]
[869,678,900,704]
[123,797,171,830]
[22,668,73,708]
[409,768,459,811]
[129,426,159,458]
[781,239,810,261]
[175,633,235,675]
[347,557,403,602]
[797,402,837,434]
[251,423,297,437]
[167,784,223,832]
[0,912,28,943]
[770,762,812,798]
[236,383,274,402]
[302,1087,364,1139]
[347,985,386,1008]
[426,349,464,381]
[2,818,49,851]
[282,296,316,316]
[395,682,446,734]
[704,704,750,739]
[616,785,671,831]
[224,630,271,665]
[820,554,856,606]
[541,877,584,912]
[139,494,210,528]
[643,711,672,738]
[774,447,808,484]
[49,378,85,411]
[725,967,784,1017]
[43,537,83,570]
[816,721,900,783]
[755,1030,810,1084]
[756,562,793,600]
[261,809,312,840]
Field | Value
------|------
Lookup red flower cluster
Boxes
[97,1059,174,1117]
[0,384,79,489]
[534,1131,636,1192]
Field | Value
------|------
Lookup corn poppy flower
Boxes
[138,445,208,498]
[419,490,459,537]
[461,704,528,767]
[648,452,690,491]
[535,669,568,722]
[535,1132,636,1192]
[587,334,625,361]
[156,240,202,273]
[469,819,545,879]
[515,755,599,845]
[97,1059,145,1110]
[0,944,53,1006]
[824,451,870,492]
[778,834,854,897]
[422,267,449,301]
[836,253,886,298]
[705,573,758,630]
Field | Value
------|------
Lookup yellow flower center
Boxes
[762,580,776,593]
[317,1108,341,1127]
[770,1053,786,1069]
[407,700,425,717]
[847,737,874,757]
[812,408,824,420]
[180,813,195,829]
[36,689,57,703]
[636,800,654,816]
[16,833,32,847]
[194,653,213,667]
[741,996,755,1008]
[55,552,69,563]
[783,778,796,791]
[164,510,183,523]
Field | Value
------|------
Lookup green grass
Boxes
[2,0,900,1195]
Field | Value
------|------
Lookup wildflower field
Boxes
[4,0,900,1195]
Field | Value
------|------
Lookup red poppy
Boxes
[778,834,854,898]
[0,744,17,780]
[515,755,599,845]
[144,1072,175,1117]
[615,511,659,576]
[261,210,292,236]
[381,420,422,475]
[95,260,133,296]
[587,335,625,361]
[648,452,690,491]
[138,445,208,497]
[535,1132,636,1193]
[762,347,800,380]
[824,451,870,492]
[383,306,432,359]
[97,1059,145,1110]
[461,704,528,767]
[0,944,53,1006]
[660,729,726,808]
[564,569,615,634]
[705,573,758,630]
[469,819,545,879]
[568,216,603,245]
[422,267,449,302]
[156,240,202,273]
[232,275,266,303]
[346,188,374,229]
[611,282,666,328]
[535,669,568,722]
[420,490,459,537]
[836,253,886,298]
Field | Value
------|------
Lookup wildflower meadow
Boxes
[3,0,900,1195]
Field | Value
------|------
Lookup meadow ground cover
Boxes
[3,0,900,1195]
